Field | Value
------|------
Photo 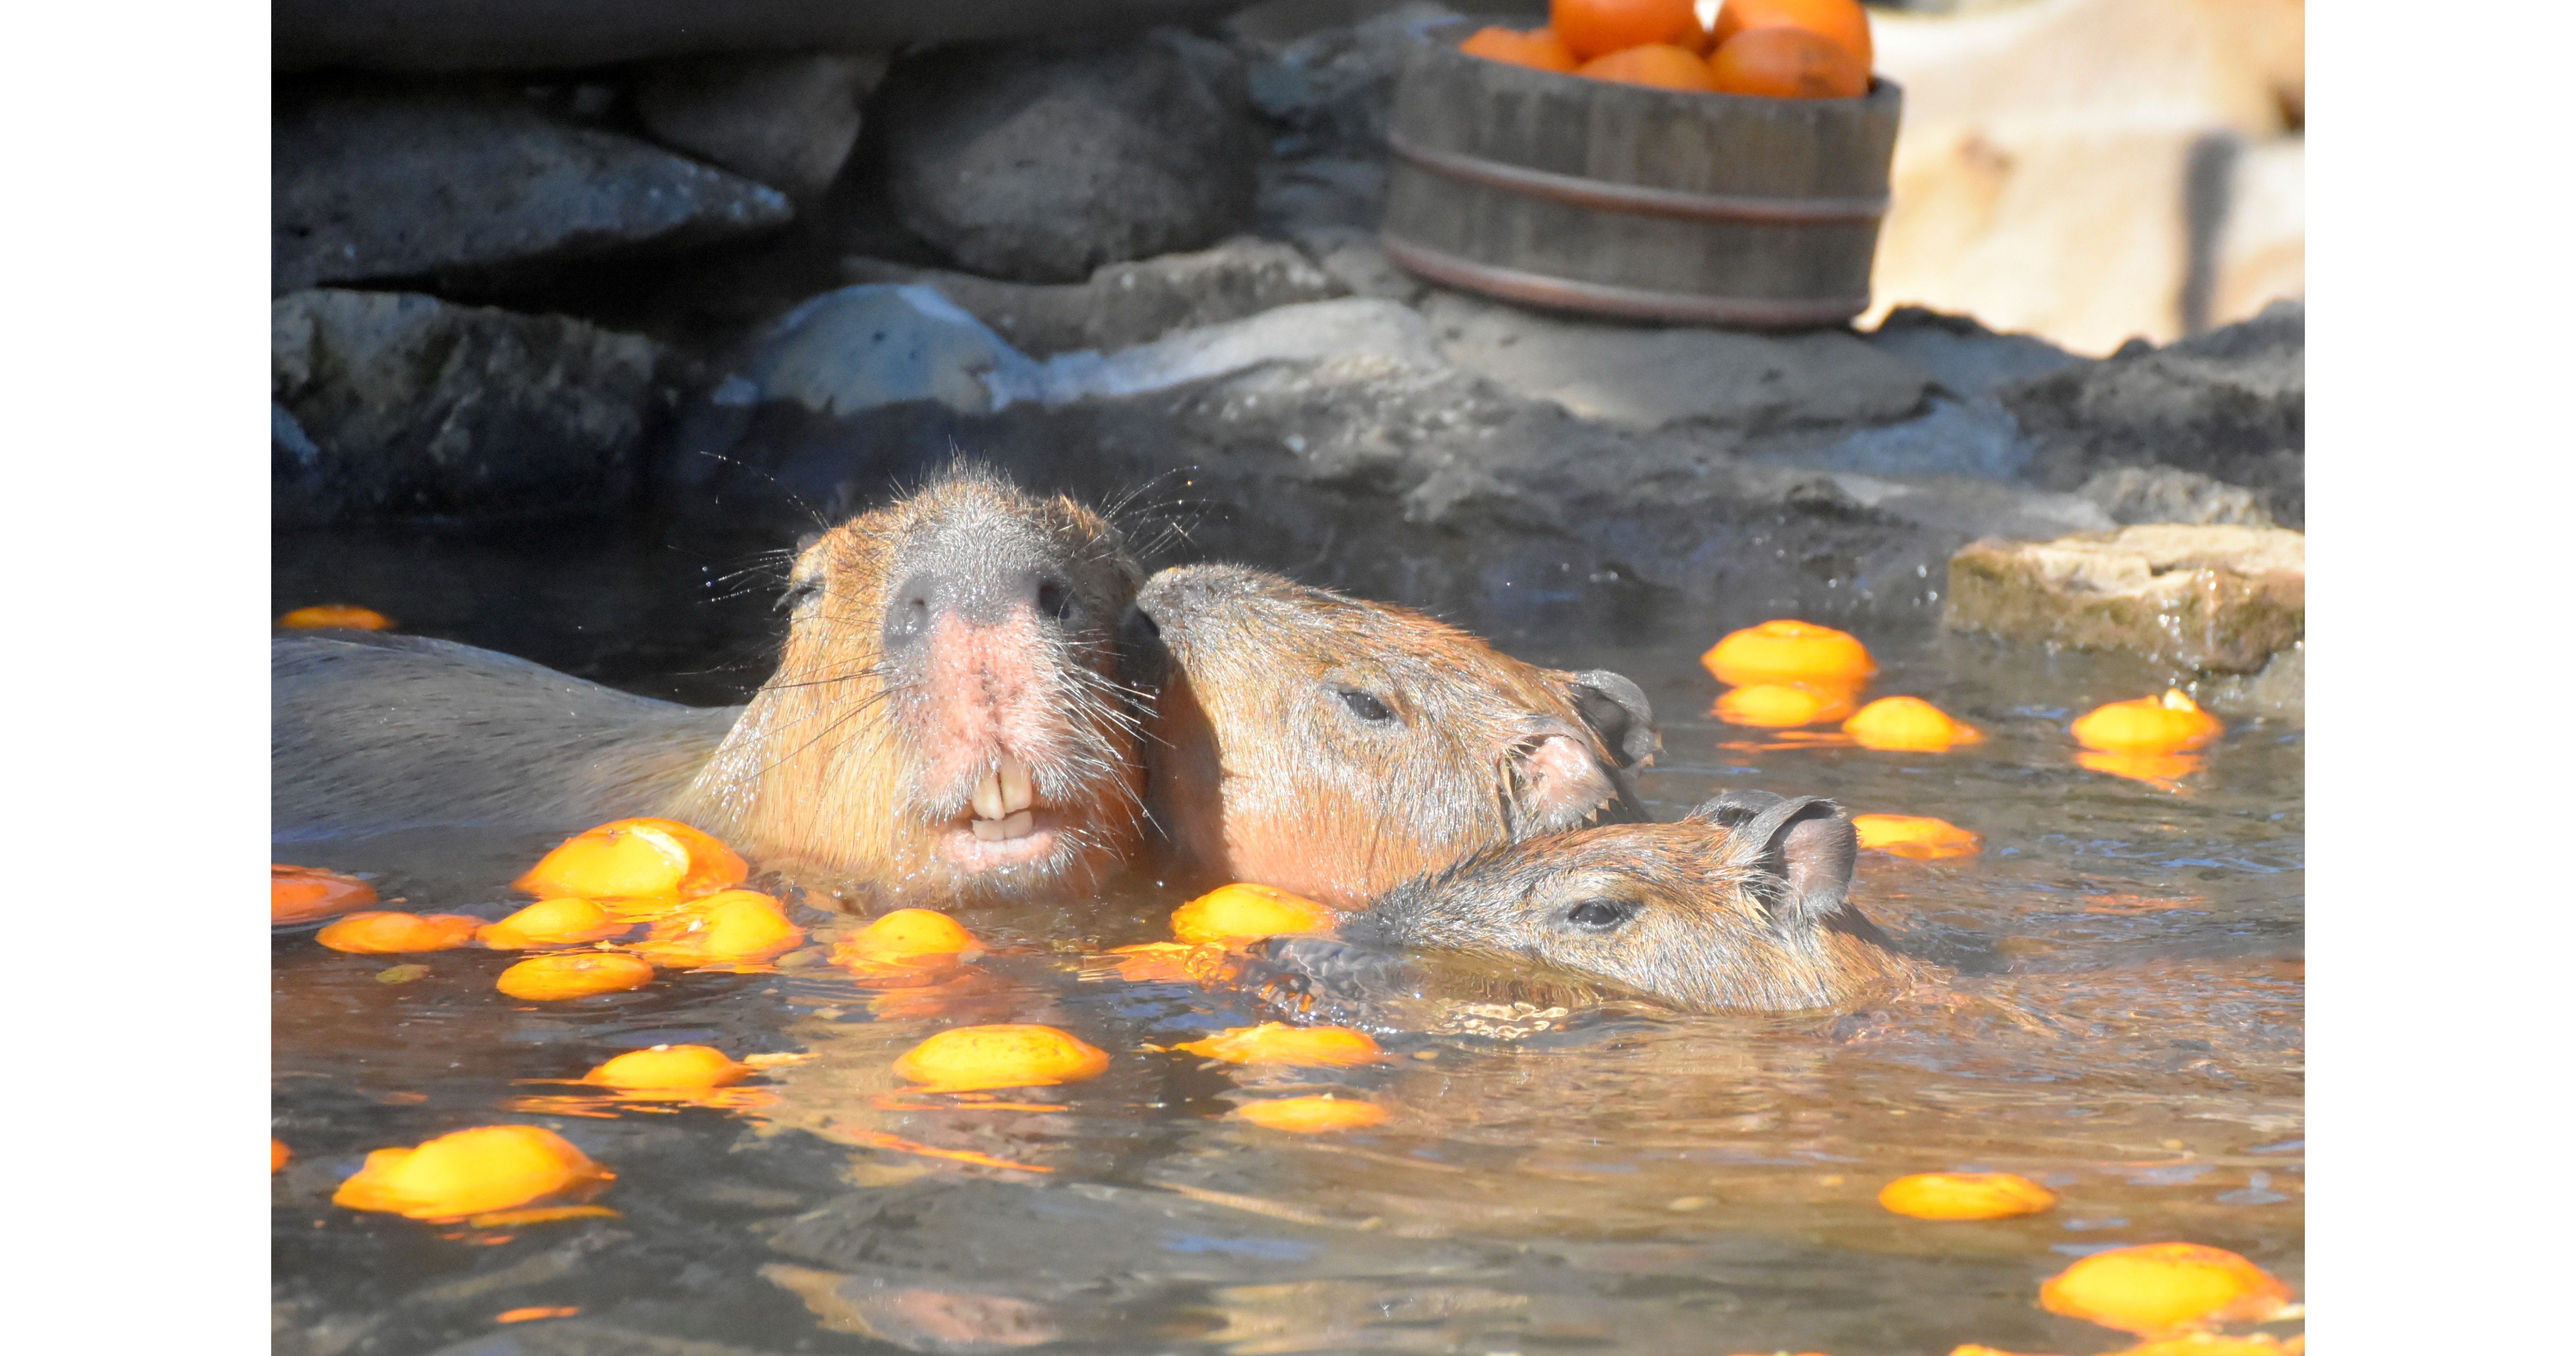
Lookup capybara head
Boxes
[1123,564,1660,910]
[1336,790,1915,1013]
[675,466,1146,904]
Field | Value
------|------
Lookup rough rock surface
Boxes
[873,32,1259,282]
[633,51,889,204]
[2000,300,2303,525]
[273,289,670,523]
[273,84,793,293]
[2076,464,2274,526]
[1943,524,2304,674]
[840,237,1346,356]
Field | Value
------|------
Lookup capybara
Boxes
[273,466,1148,905]
[1248,790,1924,1019]
[1122,563,1660,910]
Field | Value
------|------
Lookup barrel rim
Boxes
[1376,235,1869,329]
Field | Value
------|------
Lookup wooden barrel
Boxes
[1380,24,1903,328]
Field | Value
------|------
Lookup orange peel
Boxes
[496,951,655,1001]
[583,1044,752,1091]
[1176,1022,1385,1067]
[1700,618,1875,687]
[515,818,748,902]
[1851,813,1981,861]
[2038,1242,2295,1335]
[1844,696,1982,752]
[1877,1171,2056,1220]
[479,897,633,949]
[1713,681,1853,728]
[273,864,379,926]
[1460,25,1580,73]
[2071,690,2223,755]
[1170,883,1337,944]
[331,1125,611,1220]
[316,911,484,954]
[1237,1095,1389,1132]
[279,604,393,630]
[892,1024,1111,1094]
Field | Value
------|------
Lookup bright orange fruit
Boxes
[2071,690,2223,754]
[515,818,748,902]
[1844,696,1982,752]
[1702,619,1875,687]
[479,897,633,949]
[272,1139,290,1174]
[278,604,394,631]
[1713,681,1855,728]
[1710,0,1873,69]
[2038,1242,2295,1335]
[1171,883,1338,944]
[495,951,656,1000]
[1878,1171,2057,1220]
[583,1044,751,1091]
[272,864,379,926]
[315,911,483,954]
[632,889,805,967]
[1710,25,1869,99]
[830,907,980,979]
[331,1125,610,1220]
[1176,1023,1385,1068]
[1851,813,1981,860]
[1553,0,1708,61]
[1579,43,1720,91]
[1237,1096,1390,1132]
[892,1024,1111,1093]
[1459,25,1581,73]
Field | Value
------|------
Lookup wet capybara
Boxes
[1250,791,1924,1018]
[1122,564,1660,910]
[273,467,1148,905]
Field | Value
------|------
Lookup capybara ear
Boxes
[1566,670,1660,770]
[1721,795,1857,927]
[1684,787,1786,827]
[1509,732,1623,835]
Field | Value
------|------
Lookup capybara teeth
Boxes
[971,769,1006,822]
[969,809,1036,842]
[997,751,1034,816]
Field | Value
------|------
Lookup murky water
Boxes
[274,527,2302,1356]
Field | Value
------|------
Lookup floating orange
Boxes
[1713,681,1854,728]
[892,1024,1111,1093]
[1100,942,1240,987]
[1844,696,1982,752]
[831,907,980,980]
[273,864,379,926]
[1851,813,1982,860]
[515,818,748,902]
[1176,1023,1385,1068]
[316,911,483,954]
[479,897,633,949]
[1238,1096,1390,1133]
[1579,43,1719,91]
[496,951,656,1001]
[1701,618,1875,687]
[1878,1171,2057,1220]
[583,1044,751,1091]
[633,890,805,967]
[1552,0,1707,62]
[1459,25,1580,73]
[279,604,393,631]
[2076,749,2205,790]
[1709,25,1869,99]
[332,1125,610,1220]
[2038,1242,2295,1335]
[1710,0,1873,69]
[272,1139,290,1174]
[2072,690,2223,754]
[1171,883,1338,944]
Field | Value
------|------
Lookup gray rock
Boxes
[874,32,1259,282]
[2077,463,2276,526]
[634,51,889,204]
[1423,293,1932,433]
[273,289,670,521]
[1943,524,2305,674]
[2199,641,2303,725]
[1999,299,2303,525]
[840,236,1345,355]
[1236,0,1454,159]
[273,84,794,293]
[1862,306,2084,400]
[1756,396,2033,481]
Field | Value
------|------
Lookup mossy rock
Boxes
[1942,525,2303,674]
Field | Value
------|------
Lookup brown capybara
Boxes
[1250,790,1924,1019]
[273,466,1147,905]
[1121,563,1660,910]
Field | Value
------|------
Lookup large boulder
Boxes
[273,290,671,523]
[273,83,793,294]
[840,237,1345,356]
[633,51,890,205]
[1942,524,2304,674]
[873,32,1259,282]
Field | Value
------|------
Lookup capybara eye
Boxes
[1036,578,1074,622]
[1337,687,1396,723]
[1564,897,1634,932]
[779,577,823,614]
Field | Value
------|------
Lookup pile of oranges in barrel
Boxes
[1462,0,1874,98]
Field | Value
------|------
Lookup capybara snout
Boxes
[676,466,1147,901]
[1341,789,1919,1014]
[1127,564,1659,909]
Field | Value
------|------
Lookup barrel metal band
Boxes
[1377,235,1868,328]
[1386,131,1889,225]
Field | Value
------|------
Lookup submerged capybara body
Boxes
[1123,564,1660,910]
[1253,791,1924,1019]
[273,467,1148,905]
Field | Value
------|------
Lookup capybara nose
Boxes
[884,568,1079,646]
